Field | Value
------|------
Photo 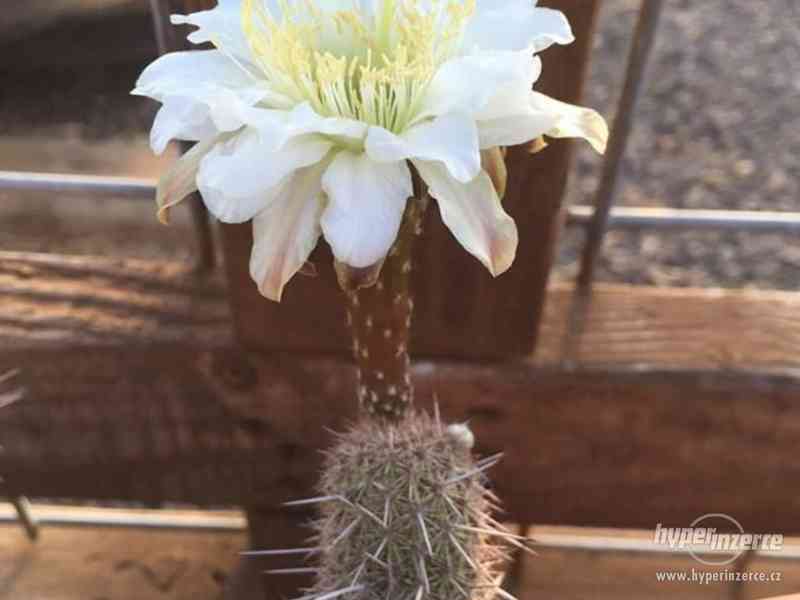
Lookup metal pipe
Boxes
[567,205,800,234]
[2,504,799,561]
[576,0,665,291]
[0,171,155,199]
[5,171,800,235]
[0,504,245,533]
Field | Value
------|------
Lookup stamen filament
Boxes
[240,0,475,133]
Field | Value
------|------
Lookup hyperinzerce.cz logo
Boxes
[654,514,784,566]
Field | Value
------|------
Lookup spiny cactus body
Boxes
[294,412,517,600]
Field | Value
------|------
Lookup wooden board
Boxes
[4,250,800,370]
[0,251,230,349]
[538,283,800,369]
[1,514,798,600]
[0,517,242,599]
[5,252,800,530]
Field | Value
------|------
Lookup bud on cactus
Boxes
[296,412,521,600]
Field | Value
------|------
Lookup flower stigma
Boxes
[241,0,476,133]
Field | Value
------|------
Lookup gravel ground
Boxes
[1,0,799,289]
[561,0,800,289]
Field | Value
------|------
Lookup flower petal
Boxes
[477,89,609,151]
[134,50,252,98]
[133,50,271,152]
[249,161,326,302]
[467,0,574,52]
[321,152,413,269]
[150,97,217,155]
[198,130,332,223]
[469,55,553,148]
[420,50,538,120]
[477,111,556,149]
[170,0,267,65]
[480,147,508,199]
[156,135,222,224]
[365,113,480,183]
[238,102,369,155]
[414,159,518,277]
[474,55,542,122]
[530,91,609,153]
[281,102,369,142]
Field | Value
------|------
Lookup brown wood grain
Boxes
[0,517,243,599]
[7,340,800,533]
[4,252,800,531]
[538,284,800,369]
[2,517,799,600]
[4,251,800,371]
[0,251,231,349]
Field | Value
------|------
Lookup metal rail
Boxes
[566,205,800,234]
[0,171,156,199]
[2,504,799,561]
[0,504,245,533]
[6,170,800,234]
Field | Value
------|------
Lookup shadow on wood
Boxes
[3,253,800,534]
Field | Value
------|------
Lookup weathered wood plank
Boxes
[538,283,800,369]
[5,251,800,371]
[1,515,798,600]
[4,348,800,531]
[0,252,231,348]
[4,252,800,531]
[0,517,241,599]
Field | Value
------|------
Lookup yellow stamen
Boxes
[241,0,475,133]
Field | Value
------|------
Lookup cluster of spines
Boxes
[246,411,533,600]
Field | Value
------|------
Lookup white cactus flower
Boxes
[133,0,608,301]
